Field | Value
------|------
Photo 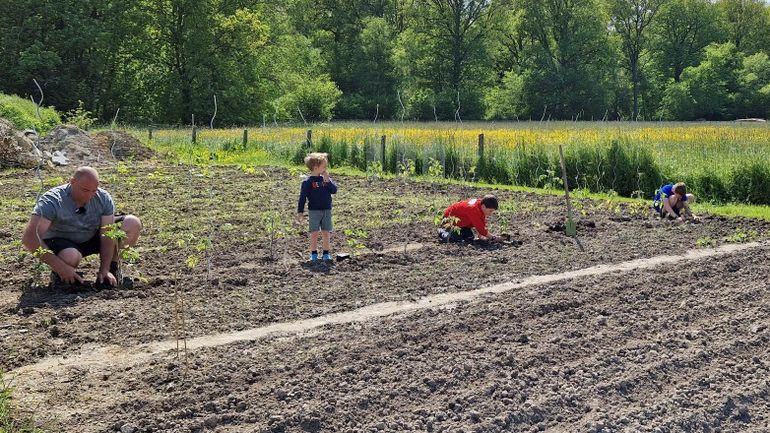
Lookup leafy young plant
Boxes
[434,213,462,237]
[63,100,97,130]
[367,161,385,179]
[343,228,369,254]
[20,245,54,289]
[696,236,717,248]
[427,158,444,179]
[103,222,130,284]
[724,227,759,243]
[259,211,290,261]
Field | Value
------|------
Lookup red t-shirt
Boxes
[443,198,488,237]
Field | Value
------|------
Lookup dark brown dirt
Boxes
[9,244,770,433]
[2,163,770,432]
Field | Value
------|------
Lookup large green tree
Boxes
[650,0,725,82]
[608,0,668,120]
[717,0,770,55]
[513,0,615,119]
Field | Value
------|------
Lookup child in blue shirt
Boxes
[296,152,338,262]
[653,182,697,221]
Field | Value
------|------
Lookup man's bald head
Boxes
[73,166,100,182]
[70,167,100,204]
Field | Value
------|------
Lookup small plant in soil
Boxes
[20,245,54,290]
[696,236,717,248]
[427,157,444,180]
[435,213,462,238]
[601,190,622,215]
[259,210,290,261]
[103,222,129,285]
[367,161,385,180]
[398,159,416,180]
[724,227,759,243]
[343,228,369,255]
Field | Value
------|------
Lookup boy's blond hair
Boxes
[304,152,328,170]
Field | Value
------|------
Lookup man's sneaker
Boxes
[310,252,319,262]
[322,252,332,262]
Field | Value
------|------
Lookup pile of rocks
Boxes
[0,119,154,169]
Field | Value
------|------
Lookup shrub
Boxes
[728,162,770,205]
[0,92,61,133]
[63,100,97,130]
[691,170,728,204]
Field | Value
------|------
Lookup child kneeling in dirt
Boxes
[296,152,338,262]
[438,195,501,243]
[653,182,697,221]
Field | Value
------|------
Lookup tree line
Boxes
[1,0,768,125]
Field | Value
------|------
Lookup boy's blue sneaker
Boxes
[310,252,319,262]
[322,252,332,262]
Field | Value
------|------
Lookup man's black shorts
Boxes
[45,214,125,256]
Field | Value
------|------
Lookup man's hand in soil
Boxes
[295,213,305,224]
[97,271,118,287]
[56,264,85,285]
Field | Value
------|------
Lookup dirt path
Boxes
[9,240,765,387]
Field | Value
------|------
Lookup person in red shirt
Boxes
[438,194,501,243]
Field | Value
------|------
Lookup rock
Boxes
[274,388,288,400]
[51,150,69,166]
[39,124,104,164]
[0,118,42,168]
[120,423,138,433]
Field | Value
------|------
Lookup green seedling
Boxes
[343,228,369,255]
[696,236,717,248]
[367,161,385,179]
[260,210,291,261]
[724,227,759,244]
[398,159,416,179]
[602,190,622,215]
[435,213,462,237]
[22,246,54,289]
[103,222,131,285]
[427,158,444,179]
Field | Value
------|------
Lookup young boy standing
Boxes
[296,153,337,262]
[438,194,501,243]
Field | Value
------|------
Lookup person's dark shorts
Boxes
[46,232,101,256]
[438,227,475,243]
[45,214,125,256]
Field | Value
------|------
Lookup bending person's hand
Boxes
[56,264,84,285]
[97,271,118,287]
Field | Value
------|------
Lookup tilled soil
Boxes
[2,164,770,432]
[2,165,769,373]
[9,243,770,433]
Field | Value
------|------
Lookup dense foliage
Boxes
[0,0,768,124]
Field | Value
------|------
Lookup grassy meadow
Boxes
[133,121,770,206]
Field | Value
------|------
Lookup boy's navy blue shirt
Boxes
[297,175,337,213]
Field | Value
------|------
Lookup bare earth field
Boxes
[1,164,769,432]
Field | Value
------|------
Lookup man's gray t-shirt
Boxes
[32,184,115,243]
